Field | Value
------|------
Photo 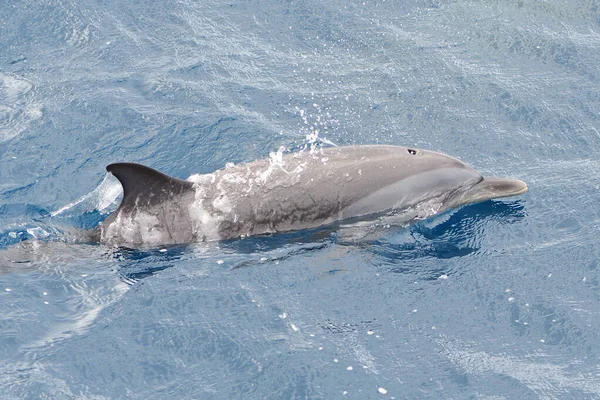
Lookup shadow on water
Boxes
[112,245,190,282]
[219,200,526,271]
[218,228,333,270]
[220,226,335,254]
[102,198,528,279]
[364,199,526,267]
[0,199,526,279]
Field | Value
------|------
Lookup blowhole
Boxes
[407,148,417,155]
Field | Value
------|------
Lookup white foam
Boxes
[414,198,443,220]
[211,193,233,214]
[26,227,50,239]
[269,146,286,166]
[185,150,306,241]
[188,183,221,241]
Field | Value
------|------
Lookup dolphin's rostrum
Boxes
[99,145,527,247]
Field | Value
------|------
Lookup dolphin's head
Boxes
[398,147,528,207]
[333,145,527,219]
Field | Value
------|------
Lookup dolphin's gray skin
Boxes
[98,145,527,247]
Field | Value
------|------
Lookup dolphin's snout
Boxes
[461,176,528,205]
[481,177,528,196]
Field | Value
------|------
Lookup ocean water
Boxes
[1,0,599,398]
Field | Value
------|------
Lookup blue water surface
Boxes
[1,0,600,398]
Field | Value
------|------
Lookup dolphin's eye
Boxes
[407,148,417,155]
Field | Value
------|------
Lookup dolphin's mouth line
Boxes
[510,184,529,196]
[506,186,528,196]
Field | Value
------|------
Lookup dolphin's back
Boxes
[192,145,482,239]
[101,145,488,246]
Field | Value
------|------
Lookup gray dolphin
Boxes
[98,145,527,247]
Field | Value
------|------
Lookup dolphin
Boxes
[97,145,527,247]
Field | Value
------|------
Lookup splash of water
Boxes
[51,173,122,218]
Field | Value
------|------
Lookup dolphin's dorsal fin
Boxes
[106,163,195,211]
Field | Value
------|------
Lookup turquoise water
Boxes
[1,0,600,398]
